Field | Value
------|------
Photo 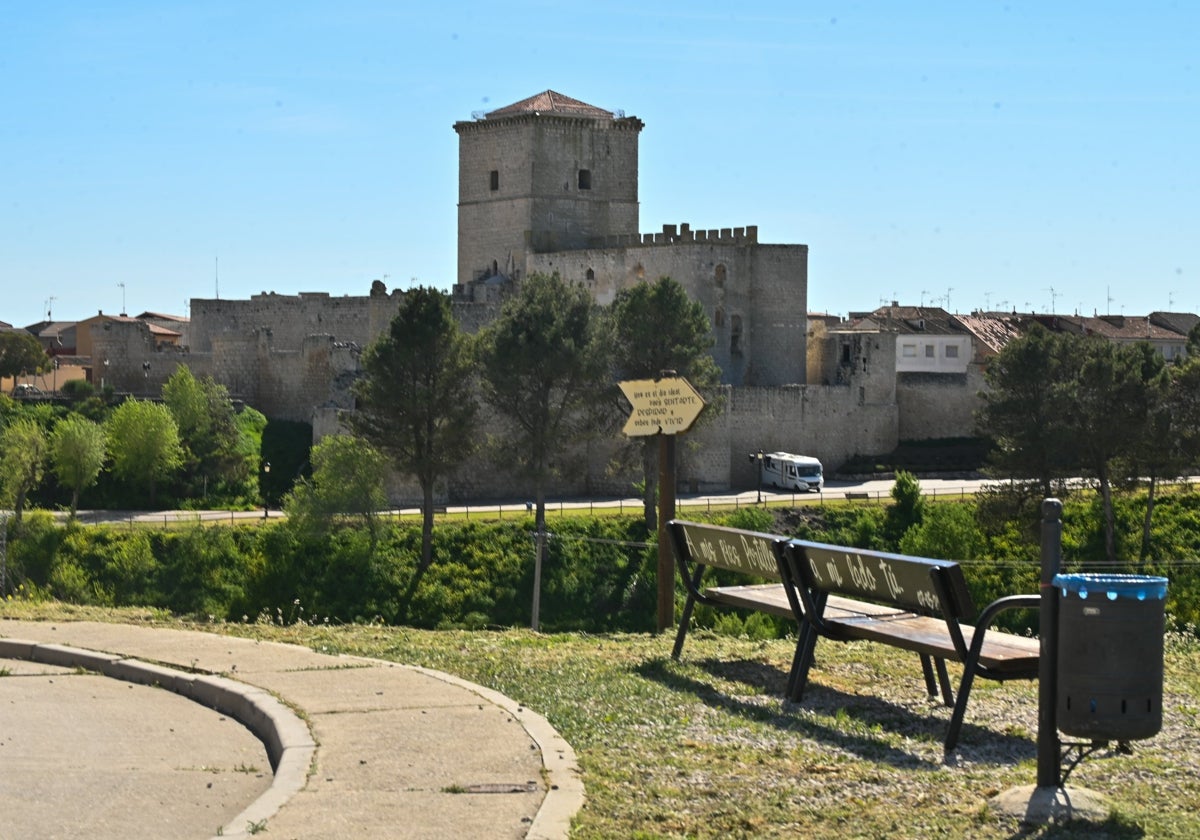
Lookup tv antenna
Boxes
[1044,286,1058,313]
[118,281,126,315]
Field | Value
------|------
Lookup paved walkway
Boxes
[0,620,583,840]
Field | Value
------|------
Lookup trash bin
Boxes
[1054,573,1168,741]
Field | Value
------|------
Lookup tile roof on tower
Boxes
[486,90,613,119]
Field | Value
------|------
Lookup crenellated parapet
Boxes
[587,223,760,250]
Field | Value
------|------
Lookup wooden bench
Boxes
[668,519,1041,750]
[844,491,871,501]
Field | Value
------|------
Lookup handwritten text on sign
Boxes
[799,543,954,613]
[618,377,705,436]
[675,521,782,579]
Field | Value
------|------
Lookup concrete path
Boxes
[0,620,583,840]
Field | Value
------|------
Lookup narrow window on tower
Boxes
[489,170,499,191]
[578,169,592,190]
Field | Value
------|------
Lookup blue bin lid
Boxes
[1052,573,1168,601]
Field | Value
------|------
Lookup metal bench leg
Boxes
[934,658,954,706]
[786,622,819,701]
[944,662,980,752]
[919,655,939,697]
[919,655,955,706]
[671,593,697,659]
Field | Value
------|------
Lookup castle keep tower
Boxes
[453,90,643,288]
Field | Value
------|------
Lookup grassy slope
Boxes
[4,603,1200,839]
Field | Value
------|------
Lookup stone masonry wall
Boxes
[525,226,808,387]
[896,367,987,441]
[455,114,641,286]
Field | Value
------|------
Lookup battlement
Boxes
[586,223,759,249]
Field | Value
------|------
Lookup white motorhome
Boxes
[759,452,824,492]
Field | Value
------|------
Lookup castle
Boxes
[87,91,998,501]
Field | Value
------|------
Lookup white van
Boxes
[759,452,824,492]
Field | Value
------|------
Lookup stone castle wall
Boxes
[896,366,986,441]
[525,224,808,387]
[91,286,917,503]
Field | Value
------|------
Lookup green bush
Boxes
[6,491,1199,636]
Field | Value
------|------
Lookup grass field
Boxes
[4,602,1200,839]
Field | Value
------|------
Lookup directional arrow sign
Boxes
[618,376,705,436]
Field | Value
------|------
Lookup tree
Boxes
[977,323,1080,497]
[899,502,985,561]
[351,286,477,572]
[49,414,107,518]
[0,418,49,522]
[163,365,252,500]
[1170,355,1200,471]
[1067,339,1161,564]
[478,272,610,533]
[609,277,720,529]
[0,331,49,383]
[884,469,926,549]
[1118,343,1174,561]
[283,434,387,537]
[105,399,184,506]
[1188,321,1200,359]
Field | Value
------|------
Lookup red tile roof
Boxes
[486,90,613,119]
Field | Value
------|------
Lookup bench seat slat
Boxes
[705,584,1039,673]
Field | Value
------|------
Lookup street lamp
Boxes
[262,462,271,519]
[748,449,764,504]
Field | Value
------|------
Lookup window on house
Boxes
[578,169,591,190]
[585,268,595,282]
[715,264,727,288]
[714,306,725,328]
[489,170,499,191]
[730,315,743,355]
[925,345,935,358]
[841,343,852,364]
[902,344,917,357]
[945,344,959,358]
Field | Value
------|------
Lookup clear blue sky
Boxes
[3,1,1196,329]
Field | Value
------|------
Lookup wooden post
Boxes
[657,432,677,632]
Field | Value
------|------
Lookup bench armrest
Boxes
[964,594,1040,675]
[977,593,1040,627]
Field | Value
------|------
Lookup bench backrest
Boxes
[785,539,976,618]
[668,520,785,580]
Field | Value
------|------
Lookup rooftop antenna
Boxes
[118,281,126,315]
[945,287,954,313]
[215,256,220,300]
[1044,286,1058,314]
[920,290,929,307]
[1107,286,1114,315]
[983,292,991,311]
[46,296,56,320]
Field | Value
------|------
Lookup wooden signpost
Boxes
[618,375,705,632]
